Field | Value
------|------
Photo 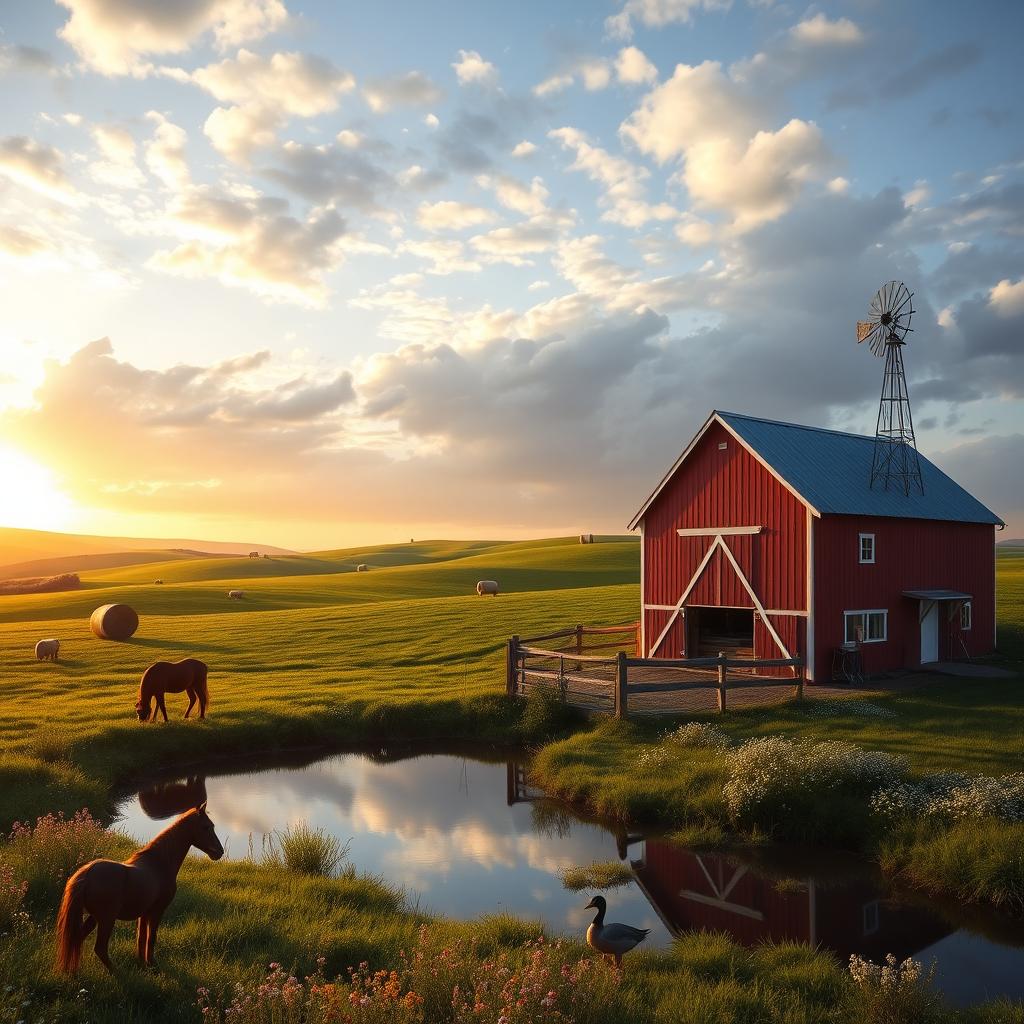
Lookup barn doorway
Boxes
[687,607,754,660]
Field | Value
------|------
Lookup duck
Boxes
[584,895,650,968]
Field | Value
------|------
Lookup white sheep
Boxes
[35,638,60,661]
[228,589,245,600]
[476,580,499,597]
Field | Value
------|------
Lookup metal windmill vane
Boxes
[857,280,924,495]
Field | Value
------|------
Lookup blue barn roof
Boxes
[628,411,1003,528]
[717,411,1002,525]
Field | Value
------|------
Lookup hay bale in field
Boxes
[579,533,594,544]
[90,603,139,640]
[35,638,60,661]
[356,564,369,572]
[476,580,499,596]
[154,579,164,585]
[228,589,245,600]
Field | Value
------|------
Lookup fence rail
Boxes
[507,624,803,718]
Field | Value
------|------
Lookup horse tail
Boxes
[55,865,89,973]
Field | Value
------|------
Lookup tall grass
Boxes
[260,823,350,877]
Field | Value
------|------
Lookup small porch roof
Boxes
[902,589,972,601]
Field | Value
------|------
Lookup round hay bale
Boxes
[90,603,139,641]
[356,564,369,572]
[476,580,499,596]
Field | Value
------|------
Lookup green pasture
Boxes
[0,537,1023,1022]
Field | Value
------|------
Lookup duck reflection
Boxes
[138,776,208,819]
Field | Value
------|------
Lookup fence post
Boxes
[575,623,583,671]
[559,655,567,703]
[615,651,628,720]
[794,657,804,701]
[506,635,520,697]
[717,651,727,713]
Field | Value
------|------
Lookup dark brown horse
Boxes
[136,658,209,722]
[138,776,208,819]
[56,803,224,973]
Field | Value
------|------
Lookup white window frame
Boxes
[858,533,875,564]
[960,600,972,631]
[844,609,888,644]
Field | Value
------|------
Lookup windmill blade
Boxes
[856,321,875,343]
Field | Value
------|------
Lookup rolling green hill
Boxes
[0,526,295,577]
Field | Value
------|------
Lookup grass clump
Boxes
[723,736,906,842]
[261,822,350,877]
[848,953,943,1024]
[560,860,634,891]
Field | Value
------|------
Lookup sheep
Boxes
[249,551,259,559]
[35,638,60,661]
[476,580,499,597]
[356,564,369,572]
[228,589,245,600]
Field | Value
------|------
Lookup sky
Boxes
[0,0,1021,549]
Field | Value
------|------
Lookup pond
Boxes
[115,747,1024,1007]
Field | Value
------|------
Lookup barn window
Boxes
[858,533,875,564]
[844,609,887,644]
[960,601,972,630]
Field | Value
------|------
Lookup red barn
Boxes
[628,411,1003,683]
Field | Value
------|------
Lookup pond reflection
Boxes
[118,749,1024,1007]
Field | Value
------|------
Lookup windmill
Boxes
[857,280,924,495]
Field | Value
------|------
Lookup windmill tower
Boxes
[856,280,924,495]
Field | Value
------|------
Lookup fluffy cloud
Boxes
[363,71,442,113]
[550,127,677,228]
[451,49,497,86]
[475,174,549,216]
[144,111,190,189]
[469,220,559,265]
[57,0,287,75]
[790,14,864,47]
[416,200,496,232]
[605,0,729,41]
[0,135,78,203]
[616,46,658,85]
[150,189,348,305]
[89,124,144,188]
[261,139,395,209]
[989,278,1024,318]
[512,141,536,158]
[193,50,353,115]
[192,49,355,161]
[621,61,830,230]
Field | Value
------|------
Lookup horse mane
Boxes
[127,807,201,864]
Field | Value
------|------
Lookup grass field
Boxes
[1,536,1022,1023]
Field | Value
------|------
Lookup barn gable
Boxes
[638,417,808,661]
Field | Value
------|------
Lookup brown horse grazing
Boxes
[56,803,224,974]
[136,658,209,722]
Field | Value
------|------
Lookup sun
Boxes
[0,444,77,532]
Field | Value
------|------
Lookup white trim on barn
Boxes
[718,540,793,660]
[645,532,795,661]
[676,526,763,537]
[646,536,722,657]
[639,520,646,656]
[806,506,815,682]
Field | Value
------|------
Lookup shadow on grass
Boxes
[125,637,237,654]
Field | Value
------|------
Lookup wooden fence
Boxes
[507,623,804,718]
